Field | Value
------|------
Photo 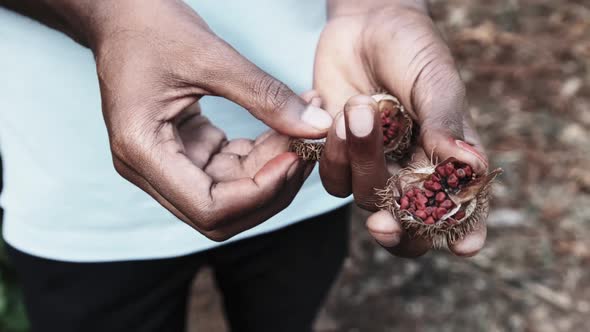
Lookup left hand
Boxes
[314,1,489,257]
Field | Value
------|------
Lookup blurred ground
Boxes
[188,1,590,331]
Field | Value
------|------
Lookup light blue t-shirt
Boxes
[0,0,349,262]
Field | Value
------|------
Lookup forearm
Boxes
[327,0,428,18]
[0,0,117,48]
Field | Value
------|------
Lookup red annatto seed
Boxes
[431,174,441,182]
[448,173,458,183]
[456,168,466,179]
[463,166,472,177]
[436,208,448,219]
[431,182,443,191]
[415,210,428,220]
[436,165,447,176]
[406,190,415,198]
[400,196,410,209]
[416,201,426,210]
[425,217,435,225]
[441,199,454,209]
[447,174,459,188]
[453,210,466,220]
[416,193,428,204]
[423,181,435,191]
[424,189,434,198]
[445,162,455,174]
[425,206,435,216]
[435,192,446,202]
[413,188,422,195]
[408,207,416,213]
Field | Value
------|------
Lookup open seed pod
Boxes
[289,93,414,161]
[372,94,414,160]
[376,157,503,247]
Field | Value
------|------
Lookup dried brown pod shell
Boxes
[289,138,325,161]
[376,157,503,247]
[289,94,414,161]
[372,94,414,160]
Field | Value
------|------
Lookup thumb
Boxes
[200,41,333,138]
[369,10,488,173]
[414,70,488,173]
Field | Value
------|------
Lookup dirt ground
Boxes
[187,1,590,331]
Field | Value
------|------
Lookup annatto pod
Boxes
[372,93,414,160]
[376,157,503,247]
[289,94,414,161]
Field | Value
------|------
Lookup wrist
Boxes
[45,0,168,51]
[37,0,108,48]
[327,0,428,19]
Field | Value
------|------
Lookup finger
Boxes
[221,139,254,156]
[119,117,305,231]
[205,132,290,181]
[366,210,402,247]
[195,40,333,138]
[178,115,227,168]
[203,161,314,241]
[387,232,432,258]
[462,112,488,166]
[320,111,352,197]
[113,156,192,225]
[366,210,431,258]
[446,114,487,256]
[300,89,322,107]
[117,147,309,242]
[448,216,487,257]
[344,95,389,211]
[372,14,488,174]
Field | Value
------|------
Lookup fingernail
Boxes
[374,232,401,248]
[301,105,333,131]
[335,112,346,140]
[455,140,488,173]
[347,106,374,137]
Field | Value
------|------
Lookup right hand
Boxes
[88,1,332,241]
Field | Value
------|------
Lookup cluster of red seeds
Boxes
[380,109,403,145]
[398,161,474,224]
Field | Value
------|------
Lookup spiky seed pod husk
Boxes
[372,94,414,161]
[289,138,325,161]
[376,157,503,248]
[289,93,415,161]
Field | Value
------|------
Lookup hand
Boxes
[85,1,330,240]
[173,103,315,241]
[315,1,489,256]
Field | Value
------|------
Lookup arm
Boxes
[1,0,332,241]
[0,0,99,46]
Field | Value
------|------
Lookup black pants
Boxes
[5,206,349,332]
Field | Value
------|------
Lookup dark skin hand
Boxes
[316,0,490,257]
[1,0,332,241]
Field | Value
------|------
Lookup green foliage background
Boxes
[0,156,30,332]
